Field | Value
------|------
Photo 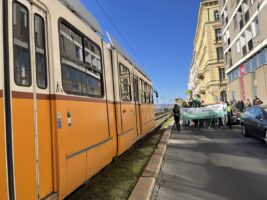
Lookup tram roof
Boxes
[61,0,103,35]
[106,32,150,81]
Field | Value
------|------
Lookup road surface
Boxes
[152,126,267,200]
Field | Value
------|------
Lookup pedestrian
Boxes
[237,100,242,112]
[256,98,263,105]
[227,102,233,129]
[239,100,245,112]
[173,104,181,129]
[253,96,260,105]
[245,99,252,108]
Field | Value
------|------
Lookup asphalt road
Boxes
[152,126,267,200]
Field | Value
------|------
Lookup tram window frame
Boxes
[132,75,139,102]
[119,63,132,102]
[13,2,32,87]
[58,19,104,98]
[34,14,48,89]
[146,84,153,104]
[140,79,147,103]
[140,79,153,104]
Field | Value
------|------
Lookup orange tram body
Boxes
[0,0,155,200]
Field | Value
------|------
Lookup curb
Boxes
[128,124,173,200]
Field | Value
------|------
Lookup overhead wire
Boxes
[93,0,174,101]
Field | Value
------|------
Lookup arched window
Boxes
[220,91,227,102]
[214,10,220,21]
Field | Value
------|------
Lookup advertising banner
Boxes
[181,104,227,120]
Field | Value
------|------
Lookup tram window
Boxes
[59,23,83,63]
[34,14,47,89]
[150,86,154,104]
[119,64,131,101]
[140,79,146,103]
[59,21,103,97]
[84,38,102,71]
[132,76,139,102]
[62,63,102,96]
[13,2,31,86]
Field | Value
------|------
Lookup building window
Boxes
[214,10,220,21]
[251,56,257,71]
[244,10,250,23]
[13,2,31,87]
[237,6,244,30]
[251,17,259,38]
[245,60,251,73]
[217,47,224,60]
[257,49,267,67]
[240,34,247,56]
[219,68,226,82]
[59,21,103,97]
[215,28,222,42]
[225,49,232,66]
[220,91,227,102]
[226,29,231,45]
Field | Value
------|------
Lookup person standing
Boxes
[256,98,263,105]
[239,100,245,112]
[227,103,233,129]
[173,104,181,129]
[245,99,252,108]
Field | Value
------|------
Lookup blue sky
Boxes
[80,0,199,103]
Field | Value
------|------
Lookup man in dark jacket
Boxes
[173,104,180,129]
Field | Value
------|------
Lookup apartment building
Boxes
[220,0,267,103]
[189,0,227,104]
[188,51,199,97]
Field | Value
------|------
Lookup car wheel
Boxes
[241,124,249,137]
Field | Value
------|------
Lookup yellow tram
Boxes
[0,0,155,199]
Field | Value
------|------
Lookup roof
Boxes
[61,0,103,35]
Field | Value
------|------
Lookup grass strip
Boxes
[66,117,174,200]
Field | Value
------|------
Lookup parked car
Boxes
[240,105,267,143]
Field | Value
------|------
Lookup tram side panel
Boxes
[49,11,116,198]
[10,1,43,199]
[0,0,8,199]
[140,100,155,135]
[114,54,139,156]
[103,45,118,158]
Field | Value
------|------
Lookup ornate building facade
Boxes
[219,0,267,103]
[189,0,227,104]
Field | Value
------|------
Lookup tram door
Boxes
[0,0,8,199]
[132,76,141,136]
[11,1,53,199]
